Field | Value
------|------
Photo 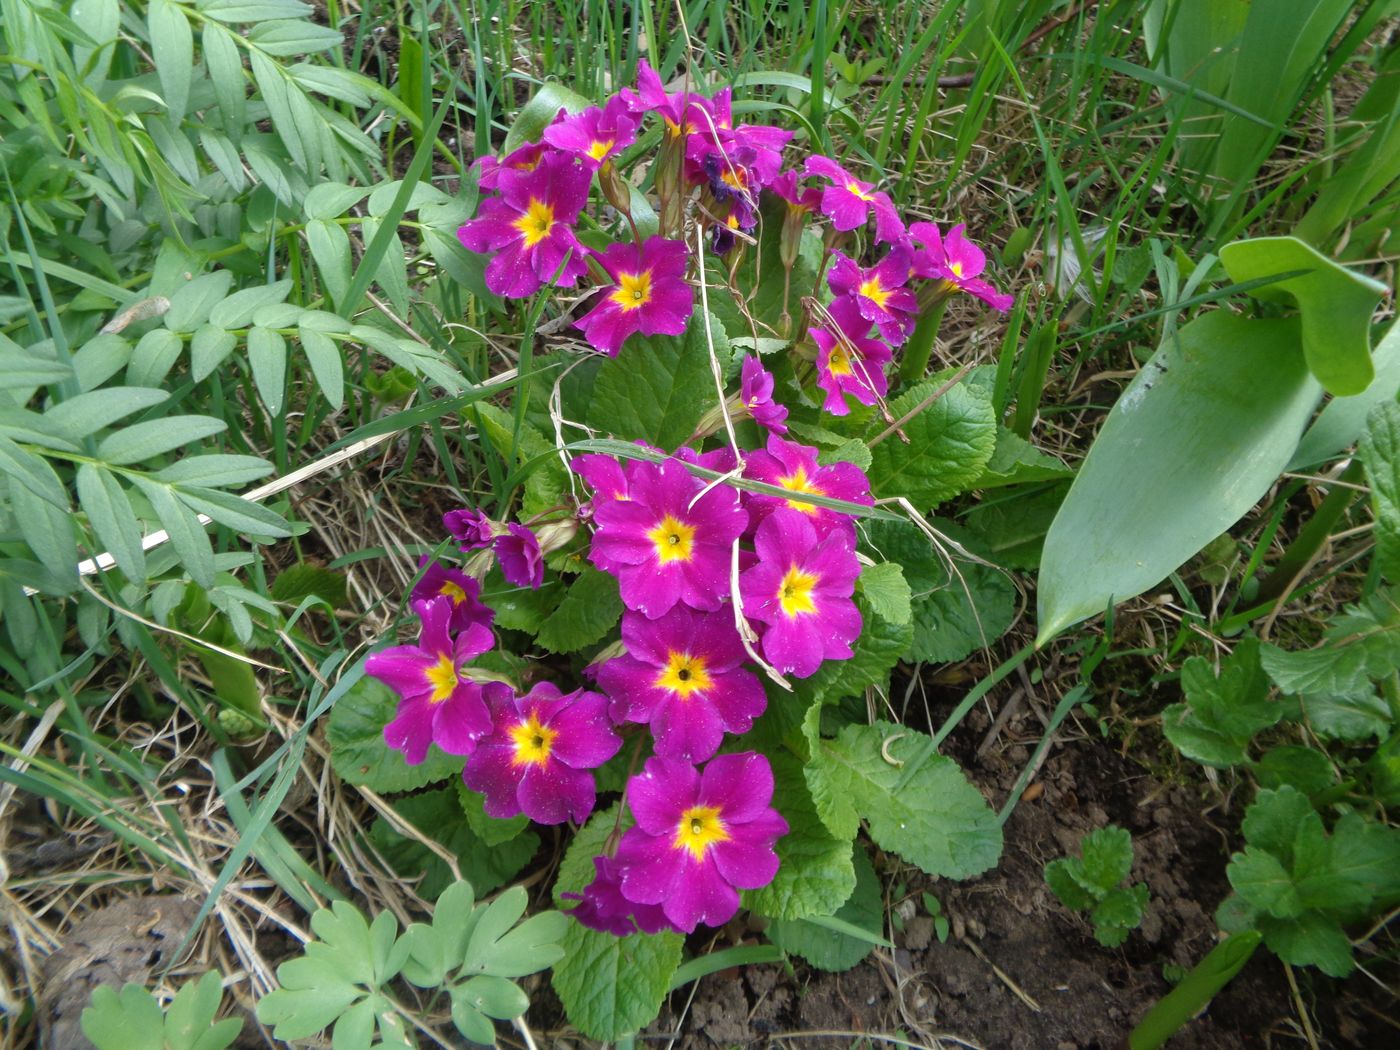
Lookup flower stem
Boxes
[898,299,947,387]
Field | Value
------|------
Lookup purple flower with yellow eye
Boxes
[740,509,862,679]
[576,236,694,356]
[562,856,677,936]
[909,221,1013,312]
[494,523,543,589]
[810,296,893,415]
[589,456,748,619]
[366,597,494,764]
[621,59,715,137]
[615,752,788,933]
[463,681,621,825]
[475,141,547,192]
[743,435,872,539]
[571,453,631,510]
[411,557,495,634]
[598,607,766,763]
[457,152,592,298]
[803,155,904,242]
[828,245,919,345]
[543,95,641,167]
[740,356,788,436]
[770,170,821,214]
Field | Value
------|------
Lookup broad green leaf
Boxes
[43,387,170,443]
[794,598,912,708]
[11,472,77,585]
[82,984,165,1050]
[768,844,881,972]
[298,326,344,410]
[156,454,273,487]
[1359,400,1400,582]
[134,478,215,588]
[201,0,313,21]
[326,677,465,792]
[148,0,192,122]
[306,219,352,308]
[1227,847,1302,918]
[269,563,348,607]
[1297,690,1393,742]
[857,562,910,626]
[1259,590,1400,695]
[0,345,72,387]
[1253,746,1336,795]
[1038,313,1321,643]
[1220,236,1386,396]
[1325,813,1400,916]
[247,327,287,415]
[208,279,293,328]
[552,803,626,908]
[859,517,942,591]
[586,310,729,450]
[551,920,682,1042]
[535,567,623,654]
[202,23,246,135]
[96,416,227,466]
[905,544,1015,664]
[1288,319,1400,471]
[165,271,234,332]
[1045,858,1097,911]
[127,328,183,387]
[744,753,855,921]
[76,464,145,581]
[1240,786,1317,865]
[1128,932,1262,1050]
[1256,912,1353,977]
[866,376,997,508]
[191,325,237,381]
[976,427,1074,488]
[458,782,531,847]
[805,720,1002,879]
[172,486,291,537]
[502,81,592,155]
[1161,637,1280,768]
[246,17,342,56]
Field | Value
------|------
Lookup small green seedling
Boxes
[81,970,241,1050]
[920,892,950,943]
[1044,825,1149,947]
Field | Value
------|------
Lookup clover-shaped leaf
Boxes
[81,971,242,1050]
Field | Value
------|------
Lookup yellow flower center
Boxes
[647,515,695,564]
[673,805,730,861]
[949,260,965,278]
[586,139,614,162]
[777,466,824,515]
[858,276,891,310]
[720,167,747,191]
[655,651,714,698]
[509,711,558,767]
[610,270,653,312]
[426,652,459,703]
[777,566,818,617]
[438,579,468,605]
[827,344,853,376]
[512,198,555,247]
[845,180,873,202]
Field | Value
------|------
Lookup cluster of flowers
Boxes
[456,61,1011,416]
[364,62,1015,939]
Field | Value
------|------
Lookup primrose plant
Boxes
[355,61,1019,1040]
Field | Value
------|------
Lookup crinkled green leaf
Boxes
[866,375,997,508]
[805,720,1001,879]
[1228,847,1302,918]
[586,310,729,449]
[327,677,465,791]
[535,567,623,654]
[1359,400,1400,582]
[1260,590,1400,695]
[745,753,855,921]
[768,844,881,972]
[1253,746,1336,795]
[857,562,911,626]
[1162,637,1280,768]
[1074,826,1135,895]
[551,921,682,1041]
[1045,858,1097,912]
[1091,883,1149,947]
[458,781,531,847]
[793,598,912,708]
[976,427,1074,488]
[1257,912,1354,977]
[1300,689,1393,742]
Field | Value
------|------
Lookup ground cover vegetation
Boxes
[1,1,1398,1047]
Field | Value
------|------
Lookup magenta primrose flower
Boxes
[740,509,862,678]
[616,752,788,933]
[562,855,676,936]
[589,456,749,618]
[367,597,494,764]
[463,681,621,825]
[743,435,872,539]
[598,606,766,763]
[909,221,1014,312]
[803,155,904,242]
[828,245,919,345]
[572,452,630,510]
[740,356,788,436]
[444,507,495,552]
[576,236,694,356]
[458,152,592,298]
[494,522,544,589]
[810,296,893,416]
[474,141,546,192]
[411,557,495,634]
[770,170,821,214]
[621,59,714,137]
[543,95,641,167]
